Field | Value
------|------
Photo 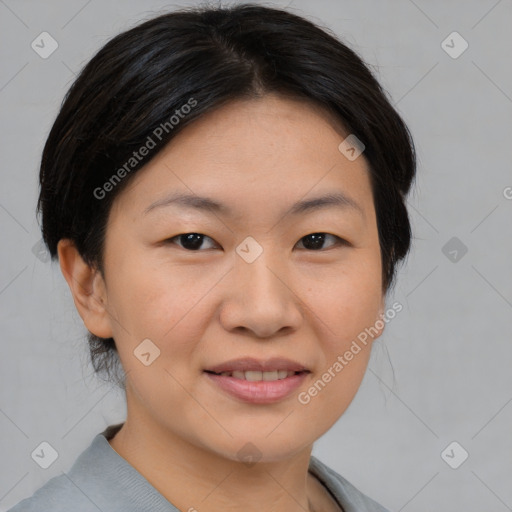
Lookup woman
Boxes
[8,3,415,511]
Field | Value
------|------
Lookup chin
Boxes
[204,430,314,466]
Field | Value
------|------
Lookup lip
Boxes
[205,357,309,373]
[205,371,309,404]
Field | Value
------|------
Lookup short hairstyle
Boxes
[37,3,416,388]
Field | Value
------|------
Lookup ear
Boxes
[373,295,387,340]
[377,295,386,319]
[57,239,113,339]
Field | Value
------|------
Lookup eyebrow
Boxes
[142,191,364,218]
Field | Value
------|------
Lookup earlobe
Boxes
[378,298,385,319]
[374,297,386,339]
[57,239,113,339]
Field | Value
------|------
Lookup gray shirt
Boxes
[7,424,390,512]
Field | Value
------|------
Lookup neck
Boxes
[108,418,332,512]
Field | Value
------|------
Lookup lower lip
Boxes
[204,371,309,404]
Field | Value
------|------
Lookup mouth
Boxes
[204,369,308,381]
[203,357,311,404]
[204,356,310,375]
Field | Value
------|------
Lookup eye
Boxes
[166,233,219,251]
[165,232,346,252]
[295,233,346,251]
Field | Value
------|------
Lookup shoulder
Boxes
[5,473,97,512]
[6,426,125,512]
[309,455,392,512]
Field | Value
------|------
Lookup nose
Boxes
[219,248,303,338]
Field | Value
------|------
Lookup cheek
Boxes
[104,254,230,410]
[302,255,383,343]
[297,298,379,430]
[297,254,382,406]
[106,257,211,409]
[106,252,222,343]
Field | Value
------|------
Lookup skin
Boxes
[58,93,385,512]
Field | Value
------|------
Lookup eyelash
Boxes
[164,232,348,251]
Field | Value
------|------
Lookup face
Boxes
[96,93,384,462]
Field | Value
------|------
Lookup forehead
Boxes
[112,93,374,222]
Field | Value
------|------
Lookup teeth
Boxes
[263,370,279,381]
[218,370,298,381]
[245,371,263,381]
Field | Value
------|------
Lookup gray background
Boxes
[1,0,511,510]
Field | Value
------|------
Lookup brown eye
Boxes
[296,233,345,251]
[167,233,219,251]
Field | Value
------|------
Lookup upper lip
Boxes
[205,357,310,374]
